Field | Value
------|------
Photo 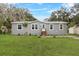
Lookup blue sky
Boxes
[15,3,66,21]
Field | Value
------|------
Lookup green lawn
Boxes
[0,34,79,56]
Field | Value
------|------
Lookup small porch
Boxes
[40,28,48,36]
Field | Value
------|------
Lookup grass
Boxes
[0,34,79,56]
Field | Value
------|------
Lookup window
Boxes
[35,24,38,29]
[43,24,45,28]
[50,25,53,29]
[32,25,34,29]
[60,24,63,30]
[18,25,22,29]
[32,24,38,30]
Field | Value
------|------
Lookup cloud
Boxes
[30,8,47,11]
[48,9,58,13]
[48,9,56,13]
[48,3,75,14]
[62,3,75,8]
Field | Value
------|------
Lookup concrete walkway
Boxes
[56,36,79,39]
[45,35,79,39]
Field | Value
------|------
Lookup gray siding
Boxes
[11,23,27,35]
[46,23,68,35]
[11,21,68,35]
[27,22,42,35]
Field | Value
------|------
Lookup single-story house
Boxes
[11,20,68,35]
[69,25,79,34]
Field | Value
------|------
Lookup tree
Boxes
[69,3,79,26]
[49,7,70,22]
[0,3,37,33]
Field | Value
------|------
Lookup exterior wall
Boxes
[46,23,68,35]
[69,26,79,34]
[11,21,68,35]
[11,23,28,35]
[27,22,68,35]
[69,27,75,34]
[27,22,42,35]
[74,27,79,34]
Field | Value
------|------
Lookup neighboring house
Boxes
[11,20,68,35]
[69,25,79,34]
[69,26,75,34]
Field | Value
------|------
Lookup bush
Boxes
[0,30,2,34]
[29,33,31,36]
[18,33,21,36]
[38,36,41,38]
[23,23,28,27]
[53,35,56,38]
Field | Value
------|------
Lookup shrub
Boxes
[29,33,31,36]
[18,33,21,36]
[23,23,28,27]
[53,35,56,38]
[0,30,2,34]
[38,36,41,38]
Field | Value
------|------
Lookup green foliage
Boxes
[0,30,2,34]
[72,14,79,24]
[53,35,56,38]
[23,23,28,27]
[0,20,3,28]
[48,4,79,27]
[49,7,70,22]
[3,18,11,28]
[29,33,32,36]
[0,3,37,33]
[25,13,37,21]
[69,3,79,26]
[38,36,41,38]
[68,22,76,27]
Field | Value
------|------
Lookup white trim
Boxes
[49,24,54,30]
[17,24,23,30]
[31,24,38,30]
[59,24,63,30]
[35,24,38,30]
[31,24,34,30]
[42,28,46,31]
